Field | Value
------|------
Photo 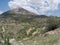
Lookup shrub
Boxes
[16,29,27,40]
[46,17,60,31]
[4,34,10,45]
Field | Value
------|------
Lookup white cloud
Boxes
[8,0,60,14]
[0,11,3,14]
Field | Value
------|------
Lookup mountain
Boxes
[1,7,47,17]
[1,7,60,45]
[1,7,37,15]
[0,8,55,45]
[0,7,48,38]
[0,7,47,24]
[0,7,48,36]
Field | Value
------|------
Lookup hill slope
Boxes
[0,7,60,45]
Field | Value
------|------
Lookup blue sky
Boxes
[0,0,60,16]
[0,0,10,12]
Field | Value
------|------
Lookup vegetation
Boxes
[45,17,60,31]
[0,28,10,45]
[0,8,60,45]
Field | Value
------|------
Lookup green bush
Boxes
[4,34,10,45]
[16,29,27,40]
[46,17,60,31]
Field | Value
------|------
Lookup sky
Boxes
[0,0,60,16]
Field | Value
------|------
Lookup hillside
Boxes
[0,7,60,45]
